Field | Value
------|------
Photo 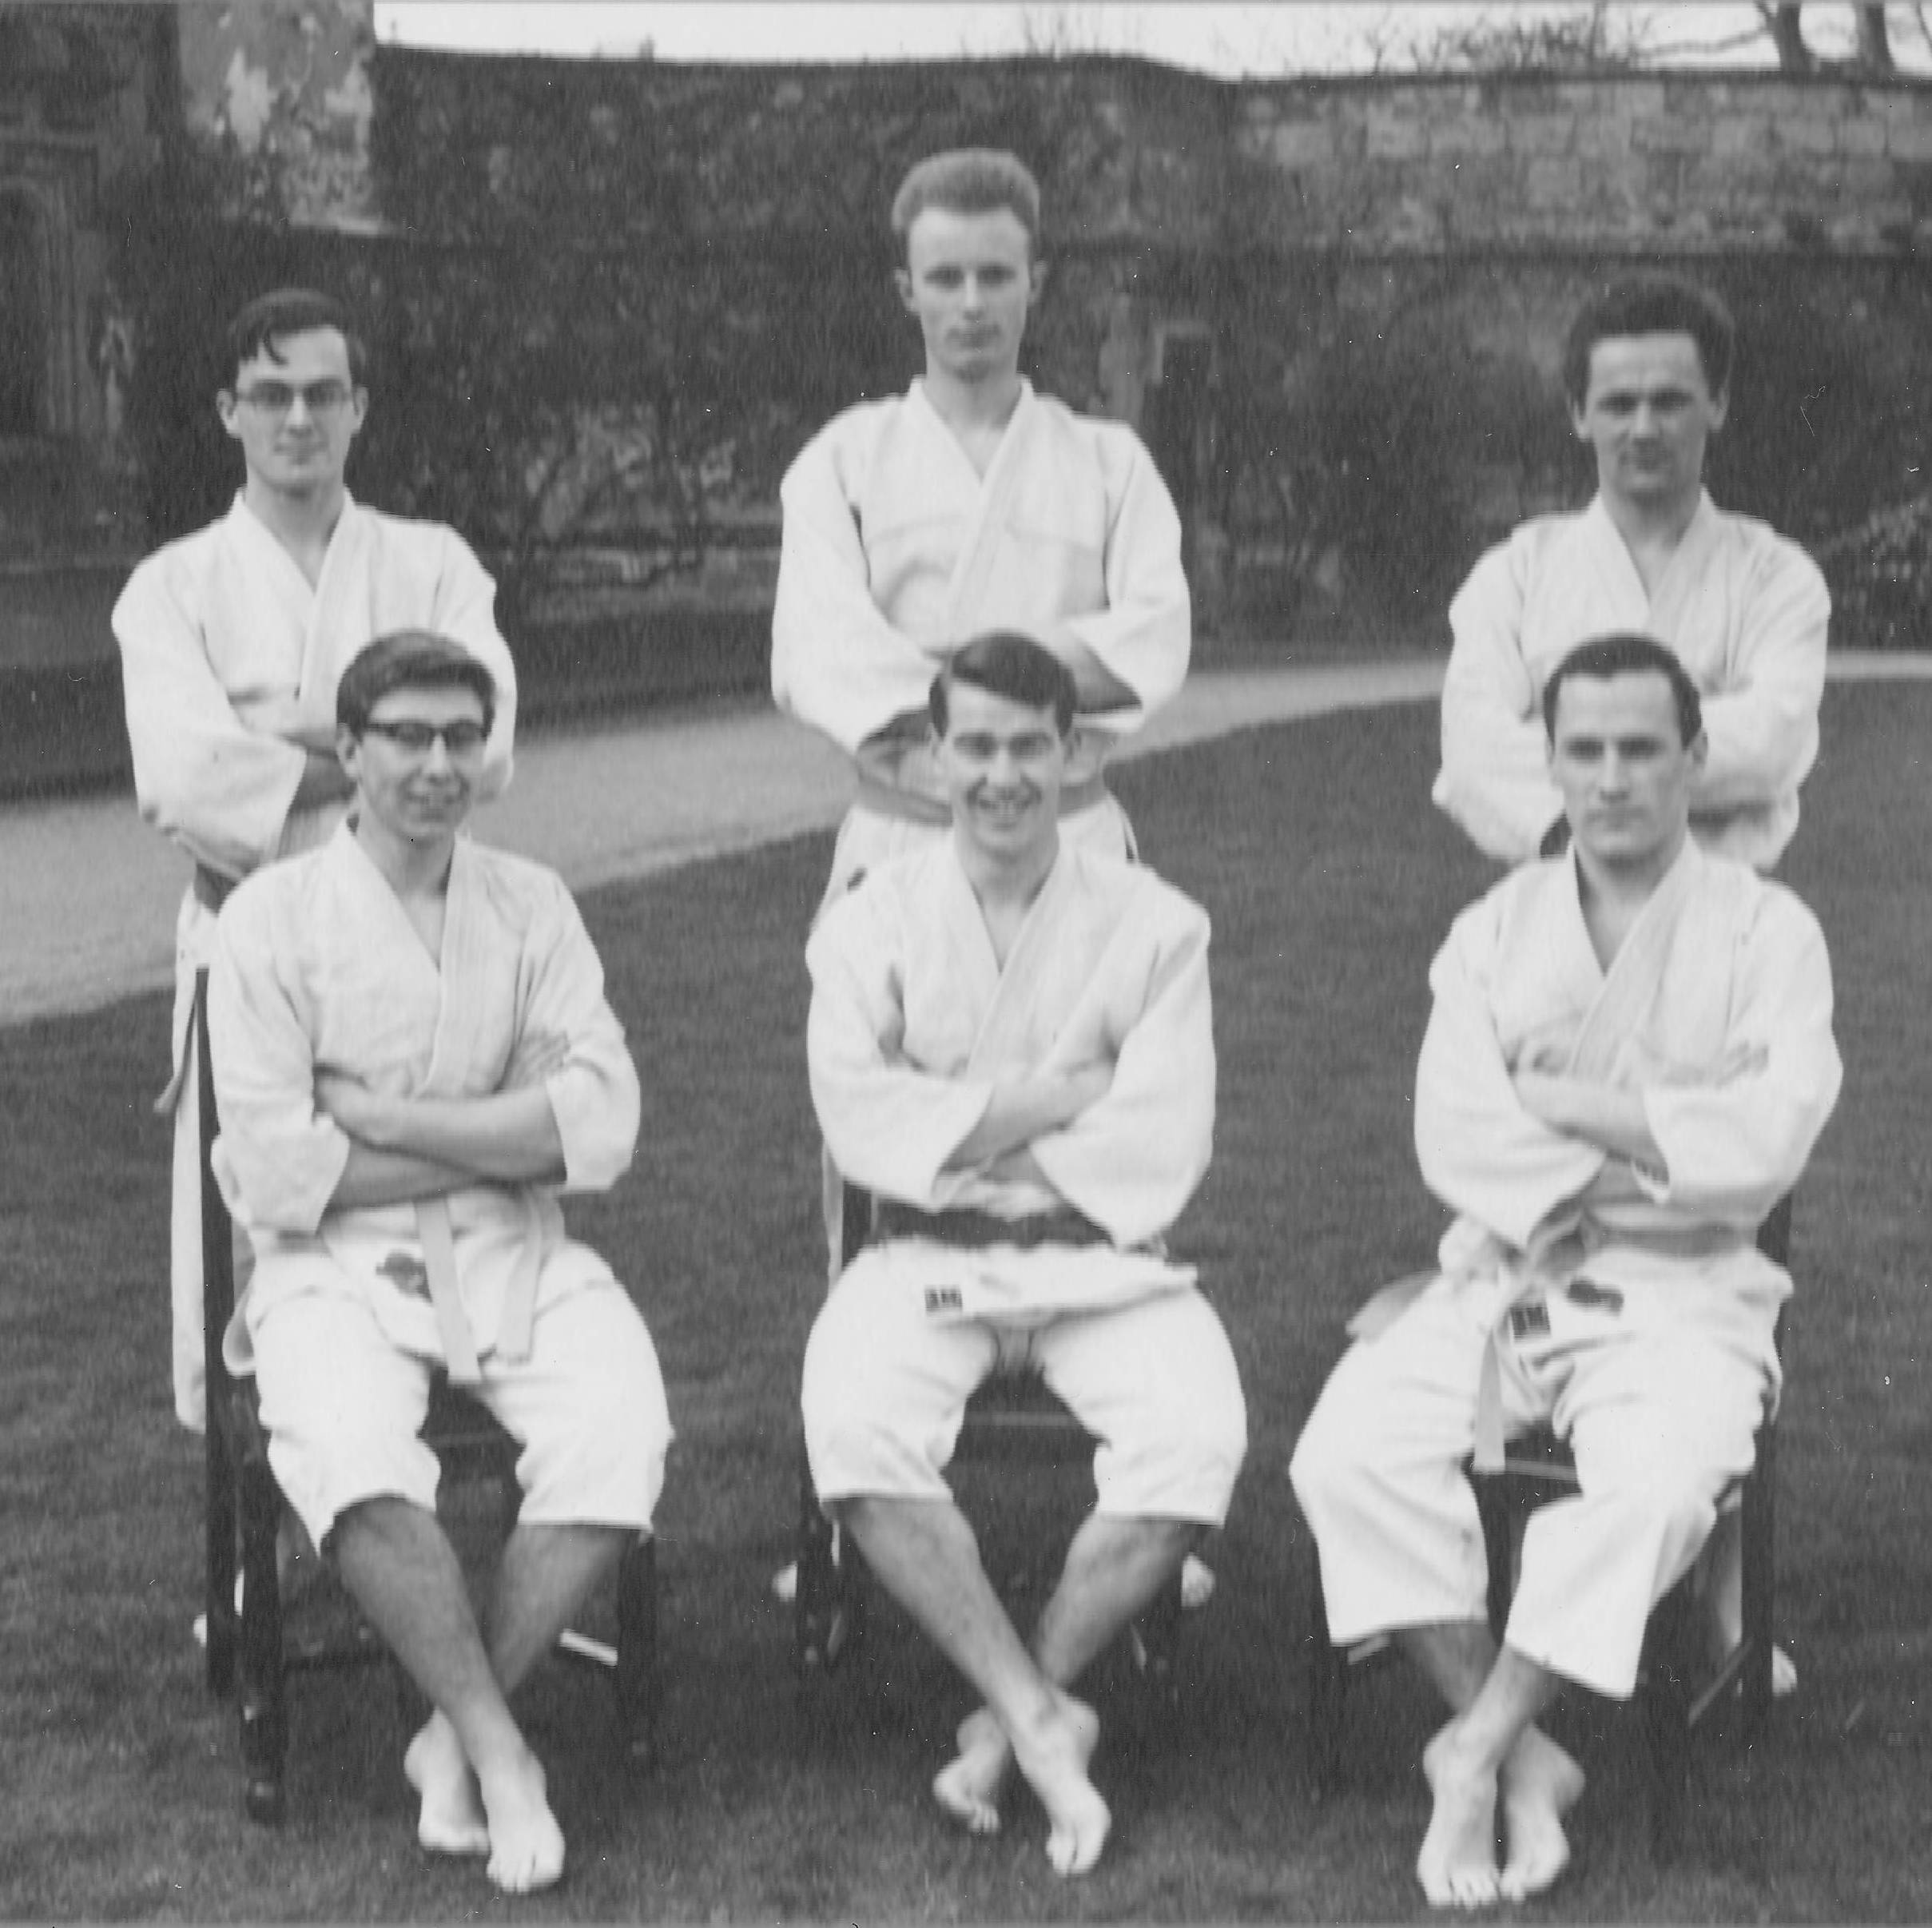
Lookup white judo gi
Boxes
[771,380,1190,892]
[1434,493,1830,871]
[113,495,518,1427]
[208,826,670,1548]
[1290,841,1840,1699]
[801,840,1246,1525]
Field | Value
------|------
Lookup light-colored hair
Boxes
[890,149,1041,261]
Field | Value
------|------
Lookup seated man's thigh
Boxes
[1556,1326,1765,1503]
[1036,1289,1246,1526]
[801,1250,999,1503]
[480,1282,670,1532]
[252,1286,438,1548]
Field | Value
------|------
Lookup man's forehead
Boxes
[907,205,1032,264]
[1584,332,1709,392]
[366,683,485,724]
[1553,670,1680,733]
[237,327,352,379]
[944,684,1059,735]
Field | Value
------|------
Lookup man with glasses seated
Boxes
[209,632,669,1894]
[113,288,517,1437]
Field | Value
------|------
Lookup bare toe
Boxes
[1418,1725,1500,1910]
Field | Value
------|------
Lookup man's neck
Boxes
[355,812,456,907]
[1573,825,1688,967]
[242,475,348,561]
[1599,480,1702,560]
[955,825,1059,962]
[923,365,1024,439]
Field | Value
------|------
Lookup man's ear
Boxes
[217,389,241,442]
[1028,256,1049,308]
[1689,727,1710,772]
[894,266,916,315]
[1707,386,1730,435]
[336,725,361,783]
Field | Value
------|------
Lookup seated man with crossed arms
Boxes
[801,632,1246,1879]
[1292,634,1840,1910]
[209,632,670,1894]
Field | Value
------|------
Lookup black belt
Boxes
[873,1202,1112,1252]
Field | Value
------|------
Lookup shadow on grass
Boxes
[2,692,1929,1919]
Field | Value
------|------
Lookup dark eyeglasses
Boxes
[360,719,489,755]
[233,380,356,418]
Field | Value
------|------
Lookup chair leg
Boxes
[236,1449,288,1823]
[1128,1564,1186,1717]
[617,1534,658,1770]
[1305,1554,1348,1796]
[1641,1580,1696,1866]
[1739,1438,1777,1739]
[795,1453,862,1681]
[205,1418,238,1697]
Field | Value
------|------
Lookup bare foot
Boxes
[1417,1723,1501,1910]
[1010,1695,1108,1878]
[477,1750,566,1894]
[933,1707,1009,1835]
[403,1716,489,1858]
[1498,1724,1584,1902]
[1180,1554,1217,1611]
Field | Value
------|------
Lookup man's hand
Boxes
[942,1059,1115,1173]
[314,1070,398,1147]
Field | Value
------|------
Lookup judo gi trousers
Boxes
[1290,1274,1768,1699]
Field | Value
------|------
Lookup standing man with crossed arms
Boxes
[1434,274,1828,871]
[772,145,1191,898]
[114,288,516,1434]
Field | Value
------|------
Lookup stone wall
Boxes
[1234,72,1932,256]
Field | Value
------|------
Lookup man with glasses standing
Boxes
[113,288,517,1436]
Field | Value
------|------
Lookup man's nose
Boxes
[284,390,314,427]
[423,734,453,774]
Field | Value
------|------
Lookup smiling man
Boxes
[800,632,1245,1879]
[209,632,669,1895]
[772,149,1190,902]
[1434,276,1829,873]
[113,288,517,1434]
[1294,634,1840,1910]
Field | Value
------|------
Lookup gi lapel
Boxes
[940,383,1037,640]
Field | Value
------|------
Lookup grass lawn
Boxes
[2,686,1928,1922]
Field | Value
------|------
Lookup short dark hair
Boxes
[1562,275,1735,407]
[225,288,368,389]
[336,632,497,739]
[891,149,1041,262]
[931,631,1077,738]
[1543,633,1703,748]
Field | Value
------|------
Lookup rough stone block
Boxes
[1889,121,1932,162]
[1429,117,1508,159]
[1365,113,1428,161]
[1267,119,1337,168]
[1525,157,1583,207]
[1632,117,1712,155]
[1711,118,1769,159]
[1508,114,1576,156]
[1774,117,1839,156]
[1838,119,1889,158]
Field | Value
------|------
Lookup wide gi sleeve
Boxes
[113,555,307,881]
[1028,892,1214,1247]
[1055,432,1191,737]
[514,873,639,1193]
[772,429,936,755]
[427,528,519,801]
[1434,535,1562,865]
[206,884,350,1235]
[1691,539,1830,815]
[806,888,993,1204]
[1638,889,1842,1223]
[1415,894,1608,1250]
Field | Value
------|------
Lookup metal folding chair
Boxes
[195,968,658,1823]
